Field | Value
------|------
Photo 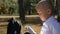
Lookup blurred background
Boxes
[0,0,60,34]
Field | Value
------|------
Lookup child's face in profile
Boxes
[36,7,51,21]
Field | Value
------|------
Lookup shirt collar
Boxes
[43,16,55,24]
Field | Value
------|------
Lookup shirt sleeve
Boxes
[51,23,60,34]
[40,23,51,34]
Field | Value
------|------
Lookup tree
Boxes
[24,0,40,15]
[0,0,18,15]
[56,0,60,22]
[18,0,25,23]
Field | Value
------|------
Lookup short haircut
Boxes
[35,1,54,15]
[36,1,53,9]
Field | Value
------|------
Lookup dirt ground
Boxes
[0,23,42,34]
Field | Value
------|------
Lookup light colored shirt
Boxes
[40,16,60,34]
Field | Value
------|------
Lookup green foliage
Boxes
[0,0,40,15]
[0,0,18,15]
[23,0,40,15]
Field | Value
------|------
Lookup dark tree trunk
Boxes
[56,0,60,22]
[18,0,25,23]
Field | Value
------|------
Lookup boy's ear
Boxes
[47,9,51,14]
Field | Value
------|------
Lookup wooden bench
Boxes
[0,15,39,22]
